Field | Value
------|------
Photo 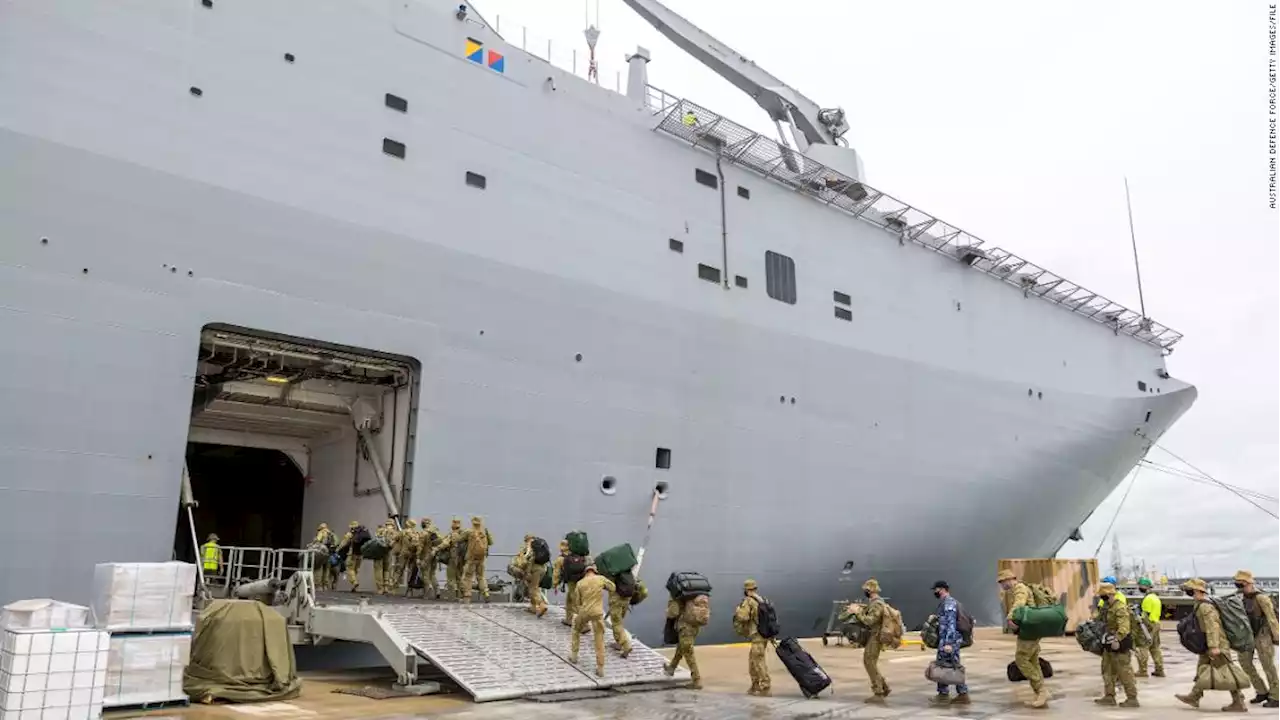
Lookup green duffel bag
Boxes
[565,530,589,556]
[1012,603,1067,641]
[360,538,391,560]
[595,543,637,578]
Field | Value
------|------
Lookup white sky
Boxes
[471,0,1280,576]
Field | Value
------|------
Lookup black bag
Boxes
[756,597,780,639]
[563,554,588,583]
[530,537,551,566]
[956,602,975,648]
[615,570,637,598]
[666,571,712,599]
[1007,657,1054,682]
[663,617,679,645]
[407,564,424,590]
[539,567,553,590]
[1178,610,1209,655]
[775,637,832,698]
[350,525,371,552]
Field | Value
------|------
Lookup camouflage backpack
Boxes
[683,594,711,627]
[1028,583,1058,608]
[878,601,905,648]
[466,528,491,562]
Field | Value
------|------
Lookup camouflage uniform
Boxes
[568,567,615,676]
[458,516,492,603]
[416,518,441,598]
[1000,569,1049,708]
[852,578,890,702]
[552,540,585,627]
[1092,583,1138,707]
[734,579,771,696]
[311,523,337,591]
[520,536,549,617]
[1175,578,1248,712]
[663,597,704,689]
[373,520,397,594]
[336,520,365,591]
[437,518,464,599]
[1235,570,1280,706]
[390,518,420,592]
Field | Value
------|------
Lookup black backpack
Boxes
[530,537,551,565]
[1178,609,1208,655]
[350,525,371,550]
[956,602,975,648]
[615,570,637,598]
[755,596,780,639]
[564,554,587,583]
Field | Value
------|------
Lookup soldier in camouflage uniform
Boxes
[1234,569,1280,708]
[373,519,398,595]
[1176,577,1249,712]
[390,518,419,593]
[734,579,771,696]
[436,518,465,599]
[663,593,707,690]
[522,535,550,617]
[849,578,891,704]
[311,522,337,591]
[1092,582,1139,707]
[999,568,1049,708]
[552,539,584,627]
[458,515,493,604]
[568,565,614,677]
[415,518,441,598]
[606,577,634,656]
[336,520,365,592]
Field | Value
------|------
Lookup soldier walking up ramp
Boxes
[354,602,688,702]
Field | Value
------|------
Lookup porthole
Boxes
[600,476,617,495]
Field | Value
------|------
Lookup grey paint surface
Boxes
[0,0,1193,645]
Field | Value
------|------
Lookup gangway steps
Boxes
[376,602,688,702]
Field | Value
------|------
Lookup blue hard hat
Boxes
[1102,575,1117,585]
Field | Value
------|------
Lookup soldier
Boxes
[1176,578,1250,712]
[567,565,614,677]
[1235,570,1279,708]
[552,539,582,627]
[509,535,532,604]
[437,517,465,599]
[458,515,493,604]
[733,579,771,696]
[336,520,366,592]
[1135,577,1166,678]
[416,517,441,598]
[523,536,550,617]
[663,591,709,690]
[1093,582,1139,707]
[373,519,398,595]
[999,568,1049,708]
[930,581,970,705]
[390,518,419,593]
[848,578,891,704]
[606,578,633,656]
[311,522,338,591]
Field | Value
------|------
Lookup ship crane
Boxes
[619,0,865,181]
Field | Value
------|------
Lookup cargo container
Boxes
[998,558,1099,633]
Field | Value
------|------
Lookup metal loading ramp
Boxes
[361,602,688,702]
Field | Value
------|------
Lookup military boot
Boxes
[1250,693,1269,704]
[1028,687,1049,708]
[1174,693,1200,708]
[1093,696,1117,706]
[930,693,951,705]
[1264,698,1279,709]
[1119,697,1140,708]
[595,665,604,678]
[950,693,971,705]
[1222,693,1248,713]
[663,662,675,677]
[1151,669,1166,677]
[863,695,886,705]
[689,674,702,691]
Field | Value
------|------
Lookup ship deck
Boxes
[124,624,1245,719]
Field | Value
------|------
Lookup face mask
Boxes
[1234,582,1246,590]
[933,591,943,599]
[1185,589,1196,597]
[863,590,872,599]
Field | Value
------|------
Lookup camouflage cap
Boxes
[1097,582,1116,595]
[404,518,417,528]
[559,539,569,550]
[471,515,483,525]
[996,569,1016,583]
[1181,577,1208,593]
[450,517,462,527]
[1233,569,1255,584]
[317,522,328,531]
[743,578,758,591]
[1138,577,1152,588]
[862,578,880,593]
[524,533,534,542]
[584,564,597,574]
[349,520,360,528]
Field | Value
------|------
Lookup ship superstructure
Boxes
[0,0,1194,643]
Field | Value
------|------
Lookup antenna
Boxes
[1124,177,1148,323]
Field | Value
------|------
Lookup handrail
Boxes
[644,86,1184,351]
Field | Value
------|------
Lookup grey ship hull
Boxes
[0,0,1194,643]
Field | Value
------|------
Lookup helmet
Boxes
[1101,575,1117,585]
[1137,577,1152,588]
[206,533,219,543]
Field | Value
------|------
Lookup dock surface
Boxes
[112,625,1278,719]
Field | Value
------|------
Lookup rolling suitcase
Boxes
[775,637,831,698]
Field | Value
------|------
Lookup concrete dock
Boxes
[112,626,1279,719]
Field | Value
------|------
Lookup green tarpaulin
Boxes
[183,599,302,703]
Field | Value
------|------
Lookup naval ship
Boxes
[0,0,1195,644]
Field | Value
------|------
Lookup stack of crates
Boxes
[0,600,108,720]
[90,563,197,710]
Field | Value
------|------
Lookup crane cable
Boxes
[1144,441,1279,520]
[1138,459,1278,502]
[1092,467,1141,558]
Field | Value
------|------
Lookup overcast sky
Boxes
[472,0,1280,576]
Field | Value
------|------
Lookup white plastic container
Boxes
[103,633,190,709]
[0,601,90,632]
[0,627,108,720]
[90,563,197,632]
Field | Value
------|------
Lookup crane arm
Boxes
[618,0,848,148]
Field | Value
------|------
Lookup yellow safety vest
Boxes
[1141,593,1162,622]
[201,542,220,571]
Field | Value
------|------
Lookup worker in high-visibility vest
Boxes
[682,110,698,128]
[1135,578,1165,677]
[201,534,222,576]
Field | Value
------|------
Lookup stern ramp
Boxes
[308,599,688,702]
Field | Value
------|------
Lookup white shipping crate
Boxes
[0,627,108,720]
[1,602,90,632]
[91,563,197,632]
[103,633,190,709]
